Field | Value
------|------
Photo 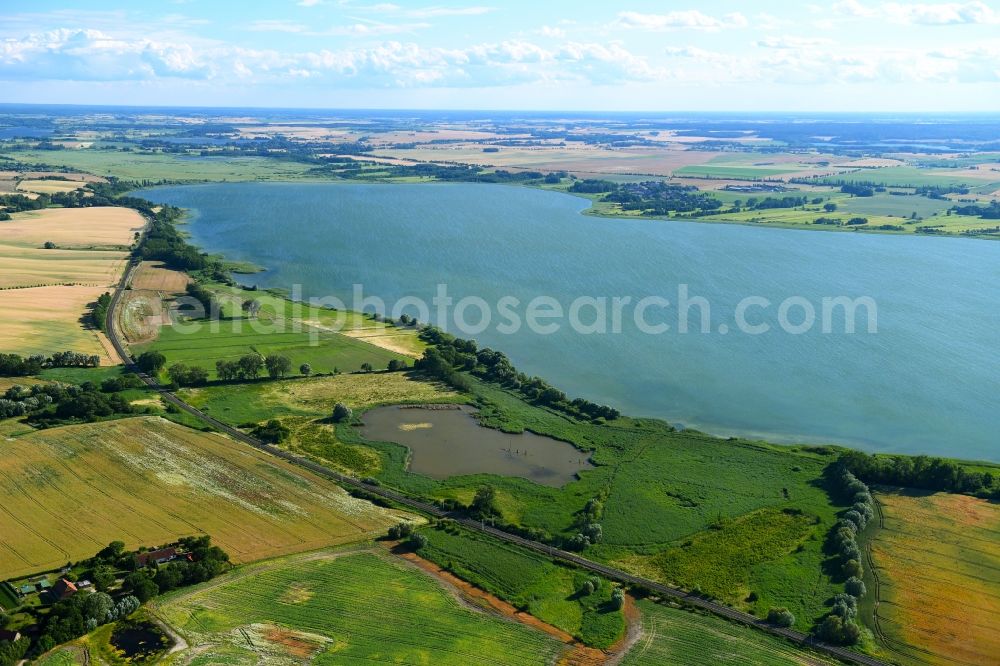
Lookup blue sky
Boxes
[1,0,999,110]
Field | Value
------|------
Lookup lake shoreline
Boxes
[136,181,1000,463]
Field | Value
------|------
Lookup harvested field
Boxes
[0,285,119,362]
[0,417,406,579]
[3,207,143,248]
[129,261,189,292]
[15,179,84,194]
[0,242,126,289]
[153,548,562,665]
[372,145,720,176]
[120,290,165,343]
[870,490,1000,666]
[339,326,426,356]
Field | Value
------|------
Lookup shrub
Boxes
[845,576,866,598]
[842,558,863,578]
[767,607,795,627]
[332,402,353,422]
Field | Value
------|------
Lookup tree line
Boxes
[838,449,996,498]
[415,327,620,422]
[0,351,102,376]
[816,464,874,645]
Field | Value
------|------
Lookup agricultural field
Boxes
[372,144,720,177]
[0,416,405,579]
[811,166,1000,189]
[868,490,1000,666]
[0,285,120,362]
[151,548,564,665]
[1,207,143,249]
[0,243,126,289]
[5,147,322,181]
[129,260,188,293]
[0,206,141,360]
[621,600,839,665]
[417,524,625,648]
[15,178,84,194]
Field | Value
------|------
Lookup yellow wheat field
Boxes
[3,206,143,248]
[0,417,406,580]
[871,490,1000,666]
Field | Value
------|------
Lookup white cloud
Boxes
[755,36,835,49]
[537,25,565,38]
[297,0,324,6]
[0,28,664,87]
[834,1,1000,24]
[616,10,748,31]
[247,20,308,33]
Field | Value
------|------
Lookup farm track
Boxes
[106,254,888,666]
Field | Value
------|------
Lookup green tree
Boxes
[845,576,866,598]
[332,402,353,423]
[238,352,264,379]
[360,362,373,373]
[265,354,292,379]
[299,363,312,376]
[123,572,158,602]
[91,565,115,592]
[767,607,795,627]
[135,351,166,375]
[470,485,500,519]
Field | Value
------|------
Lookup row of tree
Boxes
[0,351,101,376]
[415,328,619,422]
[817,465,874,645]
[838,449,996,498]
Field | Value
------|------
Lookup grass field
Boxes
[0,416,405,579]
[811,166,996,189]
[331,378,846,630]
[417,524,625,648]
[179,372,463,475]
[152,548,563,665]
[133,283,422,377]
[869,490,1000,666]
[6,148,322,182]
[621,600,839,665]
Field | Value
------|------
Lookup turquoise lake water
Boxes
[139,182,1000,461]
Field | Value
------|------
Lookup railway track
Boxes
[104,255,888,666]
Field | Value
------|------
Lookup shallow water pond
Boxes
[359,405,593,486]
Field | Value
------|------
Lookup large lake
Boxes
[140,182,1000,462]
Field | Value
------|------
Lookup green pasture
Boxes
[151,548,563,665]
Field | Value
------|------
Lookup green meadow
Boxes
[418,524,625,648]
[150,548,564,665]
[621,600,839,665]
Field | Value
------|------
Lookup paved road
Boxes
[105,256,887,666]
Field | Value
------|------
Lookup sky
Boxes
[1,0,999,111]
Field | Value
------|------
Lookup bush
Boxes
[332,402,353,423]
[844,576,866,598]
[387,522,414,540]
[408,533,429,550]
[767,607,795,627]
[842,558,863,578]
[251,419,290,443]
